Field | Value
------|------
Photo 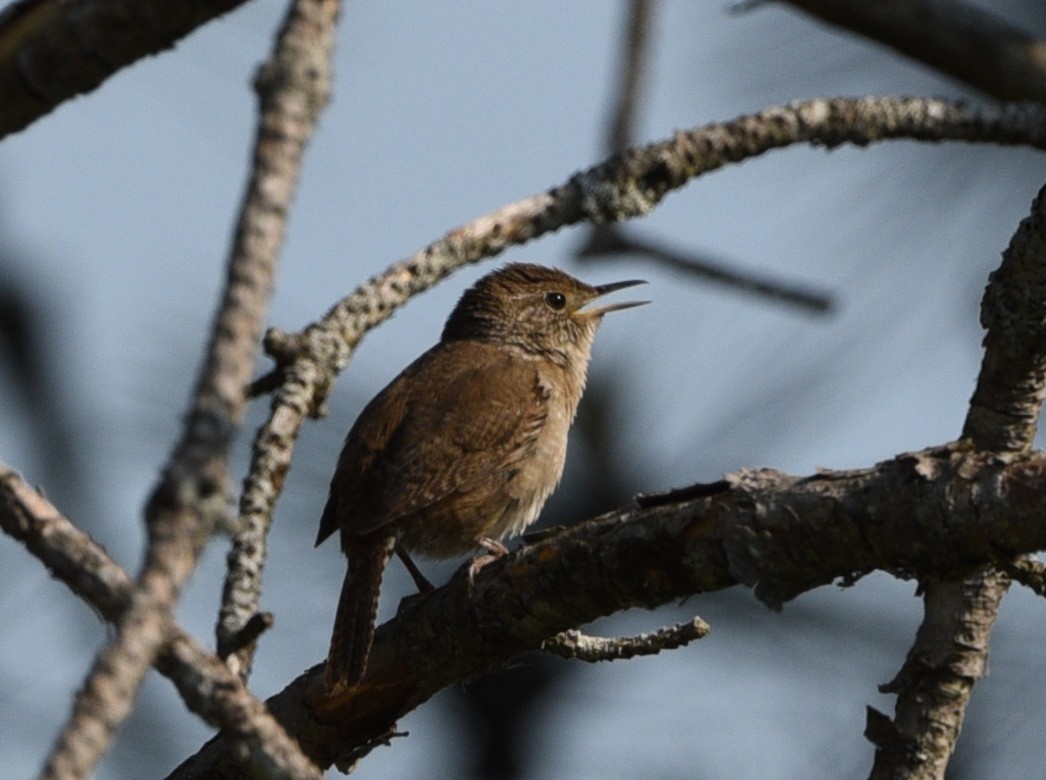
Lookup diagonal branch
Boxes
[867,184,1046,779]
[0,464,322,780]
[579,0,835,314]
[780,0,1046,102]
[215,0,340,681]
[0,0,254,140]
[578,225,834,312]
[169,444,1046,776]
[38,1,339,776]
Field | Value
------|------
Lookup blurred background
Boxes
[2,1,1046,777]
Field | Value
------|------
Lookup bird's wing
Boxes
[314,350,417,547]
[341,350,550,539]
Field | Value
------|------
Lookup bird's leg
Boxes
[396,545,435,593]
[468,537,510,584]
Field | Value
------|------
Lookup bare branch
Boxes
[0,464,321,780]
[965,184,1046,452]
[542,618,710,663]
[171,444,1046,775]
[0,0,254,140]
[578,224,834,313]
[780,0,1046,102]
[869,184,1046,779]
[38,1,339,774]
[224,103,1046,749]
[215,0,340,681]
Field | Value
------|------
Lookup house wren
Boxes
[315,262,647,693]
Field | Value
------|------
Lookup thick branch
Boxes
[170,445,1046,776]
[0,0,253,140]
[780,0,1046,102]
[0,465,322,780]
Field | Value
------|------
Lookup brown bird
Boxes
[315,262,647,693]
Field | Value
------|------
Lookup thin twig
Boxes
[0,464,322,780]
[579,224,834,313]
[215,0,340,681]
[543,618,710,662]
[580,0,834,314]
[607,0,655,154]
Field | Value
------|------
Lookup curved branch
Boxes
[170,445,1046,776]
[233,101,1046,677]
[39,1,339,776]
[0,0,252,140]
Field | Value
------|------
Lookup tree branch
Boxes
[578,224,834,313]
[233,102,1046,693]
[215,0,340,682]
[779,0,1046,102]
[542,618,710,663]
[37,0,340,772]
[0,0,254,140]
[0,464,322,780]
[1000,556,1046,599]
[170,444,1046,775]
[867,184,1046,779]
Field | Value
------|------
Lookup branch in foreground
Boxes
[780,0,1046,102]
[542,618,710,663]
[38,0,341,772]
[0,464,322,780]
[171,444,1046,776]
[0,0,252,140]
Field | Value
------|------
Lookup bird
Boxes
[315,262,647,694]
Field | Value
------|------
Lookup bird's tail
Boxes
[325,533,397,694]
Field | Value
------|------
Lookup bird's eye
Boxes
[545,291,567,310]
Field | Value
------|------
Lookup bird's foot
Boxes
[467,537,509,585]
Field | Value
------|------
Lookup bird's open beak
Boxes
[580,278,649,317]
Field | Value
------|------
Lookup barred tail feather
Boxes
[325,534,396,693]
